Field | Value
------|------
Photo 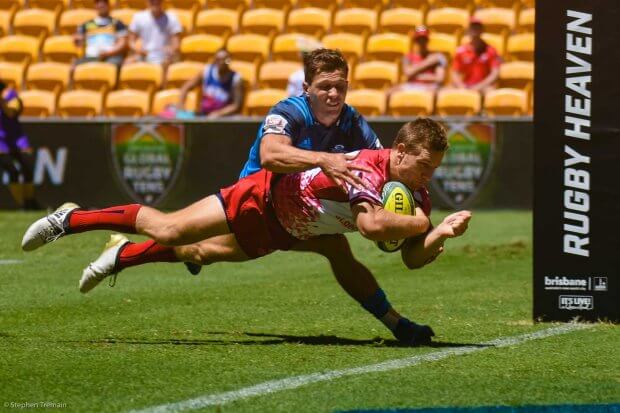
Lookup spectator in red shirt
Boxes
[451,18,501,92]
[393,26,446,92]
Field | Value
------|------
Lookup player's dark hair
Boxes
[393,118,448,154]
[303,48,348,84]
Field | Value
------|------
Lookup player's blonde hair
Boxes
[393,118,448,154]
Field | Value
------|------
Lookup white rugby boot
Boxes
[21,202,80,251]
[79,234,130,294]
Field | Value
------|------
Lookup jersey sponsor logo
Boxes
[263,114,288,135]
[111,123,184,206]
[431,122,495,208]
[558,295,593,311]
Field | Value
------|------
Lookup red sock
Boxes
[117,240,179,271]
[68,204,142,234]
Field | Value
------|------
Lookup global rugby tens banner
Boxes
[534,0,620,322]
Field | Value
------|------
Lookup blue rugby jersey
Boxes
[239,95,382,178]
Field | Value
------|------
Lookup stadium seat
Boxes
[387,89,435,116]
[57,89,103,117]
[119,62,163,95]
[42,35,81,63]
[484,87,528,116]
[0,0,22,13]
[432,0,475,13]
[110,8,138,27]
[517,8,534,33]
[105,89,150,117]
[194,8,239,41]
[70,0,95,8]
[365,33,410,64]
[390,0,429,14]
[476,0,520,10]
[0,35,40,66]
[227,34,271,66]
[271,33,321,62]
[297,0,339,12]
[20,89,56,117]
[240,8,285,40]
[258,61,301,89]
[117,0,147,10]
[73,62,117,93]
[165,61,203,89]
[379,8,423,36]
[25,62,71,95]
[253,0,296,14]
[333,8,378,39]
[229,60,257,90]
[428,33,458,60]
[12,9,56,42]
[168,8,195,35]
[28,0,64,16]
[321,33,365,69]
[206,0,250,13]
[353,61,398,90]
[341,0,388,13]
[498,60,533,92]
[473,8,515,37]
[244,88,287,116]
[461,32,505,56]
[0,61,24,89]
[59,9,97,35]
[0,9,14,37]
[506,33,534,61]
[164,0,204,13]
[287,8,331,38]
[151,88,197,114]
[345,89,386,116]
[436,88,481,115]
[180,34,225,63]
[426,7,470,38]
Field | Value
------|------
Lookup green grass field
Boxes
[0,210,618,413]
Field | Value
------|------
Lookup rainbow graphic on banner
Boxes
[111,123,185,205]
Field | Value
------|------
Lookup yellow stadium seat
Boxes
[287,8,331,38]
[73,61,117,93]
[25,62,71,95]
[391,0,429,14]
[117,0,147,10]
[59,9,96,35]
[0,9,14,37]
[0,35,40,65]
[379,8,423,36]
[271,33,321,62]
[498,60,533,91]
[506,33,534,61]
[258,61,301,89]
[484,87,528,116]
[194,8,239,41]
[20,89,56,117]
[57,90,103,117]
[165,61,203,89]
[520,0,534,11]
[28,0,64,14]
[321,33,365,70]
[244,88,287,116]
[207,0,250,13]
[105,89,150,117]
[333,8,378,39]
[353,61,398,90]
[119,62,163,95]
[13,9,56,42]
[474,8,515,37]
[476,0,519,9]
[297,0,339,12]
[426,7,470,38]
[436,88,481,115]
[151,88,197,114]
[388,89,435,116]
[168,8,195,35]
[345,89,386,116]
[518,8,534,33]
[0,0,22,13]
[341,0,388,13]
[253,0,296,14]
[241,8,284,39]
[0,61,24,89]
[227,34,271,66]
[461,32,505,56]
[433,0,475,13]
[229,59,257,90]
[180,34,225,63]
[42,35,82,63]
[70,0,95,8]
[366,33,410,64]
[110,8,138,27]
[428,32,458,59]
[164,0,204,13]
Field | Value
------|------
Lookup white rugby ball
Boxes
[376,181,416,253]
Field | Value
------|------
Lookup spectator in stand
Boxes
[73,0,128,67]
[177,48,243,118]
[126,0,182,67]
[286,66,304,97]
[394,26,447,92]
[451,18,501,92]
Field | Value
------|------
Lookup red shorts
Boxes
[218,169,297,258]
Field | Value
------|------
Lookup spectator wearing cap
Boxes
[451,18,501,92]
[397,26,447,92]
[126,0,182,67]
[73,0,128,67]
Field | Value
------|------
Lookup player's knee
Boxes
[152,221,185,246]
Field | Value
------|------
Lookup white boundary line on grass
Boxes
[129,323,593,413]
[0,259,22,265]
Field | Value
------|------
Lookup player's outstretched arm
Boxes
[353,201,431,242]
[401,210,472,269]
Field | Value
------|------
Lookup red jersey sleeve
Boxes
[345,149,390,207]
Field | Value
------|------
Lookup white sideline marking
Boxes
[129,323,593,413]
[0,259,22,265]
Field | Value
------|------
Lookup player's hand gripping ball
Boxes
[376,181,415,253]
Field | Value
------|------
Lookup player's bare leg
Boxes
[174,234,251,265]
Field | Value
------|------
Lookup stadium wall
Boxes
[0,118,532,210]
